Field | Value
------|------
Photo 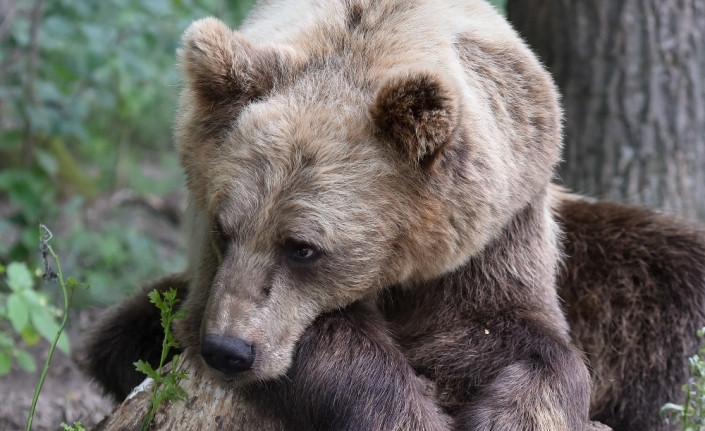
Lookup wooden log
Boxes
[91,349,613,431]
[91,351,287,431]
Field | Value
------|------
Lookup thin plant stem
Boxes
[25,233,73,431]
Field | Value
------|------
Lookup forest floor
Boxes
[0,184,187,431]
[0,310,115,431]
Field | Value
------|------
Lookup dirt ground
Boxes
[0,309,116,431]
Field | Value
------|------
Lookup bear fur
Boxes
[555,197,705,431]
[81,197,705,431]
[79,1,705,430]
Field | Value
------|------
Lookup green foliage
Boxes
[0,260,70,377]
[662,328,705,430]
[60,421,86,431]
[56,202,187,307]
[25,225,87,431]
[134,288,188,431]
[0,0,256,307]
[1,0,257,169]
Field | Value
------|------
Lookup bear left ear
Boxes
[370,66,460,166]
[179,17,285,135]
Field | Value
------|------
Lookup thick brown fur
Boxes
[268,300,451,430]
[83,0,588,429]
[556,198,705,431]
[171,0,592,429]
[81,199,705,430]
[379,195,591,430]
[77,1,705,430]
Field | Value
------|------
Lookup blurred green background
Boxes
[0,0,256,308]
[0,0,507,308]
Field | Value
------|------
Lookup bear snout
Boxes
[200,333,256,376]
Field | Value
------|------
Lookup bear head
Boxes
[174,9,562,385]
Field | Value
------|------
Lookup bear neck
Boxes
[384,190,569,340]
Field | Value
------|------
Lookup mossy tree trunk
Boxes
[507,0,705,221]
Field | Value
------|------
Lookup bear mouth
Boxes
[201,360,260,386]
[221,374,238,383]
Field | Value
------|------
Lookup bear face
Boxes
[175,0,563,385]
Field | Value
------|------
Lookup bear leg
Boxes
[249,299,452,431]
[452,336,591,431]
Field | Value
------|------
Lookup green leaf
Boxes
[161,385,187,402]
[20,289,42,307]
[6,262,33,292]
[60,422,86,431]
[0,333,13,348]
[7,293,29,333]
[148,290,164,310]
[30,308,70,354]
[0,350,11,376]
[21,325,40,345]
[163,288,177,303]
[15,349,36,372]
[61,422,86,431]
[135,359,160,380]
[36,150,59,177]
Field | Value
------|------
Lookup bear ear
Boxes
[179,17,282,133]
[370,66,460,166]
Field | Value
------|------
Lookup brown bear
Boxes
[80,1,705,430]
[83,196,705,431]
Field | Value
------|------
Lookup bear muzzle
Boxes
[200,333,256,376]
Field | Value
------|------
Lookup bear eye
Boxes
[294,245,314,259]
[284,240,319,264]
[212,219,229,255]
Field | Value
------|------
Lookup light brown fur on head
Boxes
[175,0,564,384]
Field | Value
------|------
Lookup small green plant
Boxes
[0,260,71,376]
[661,327,705,430]
[60,421,86,431]
[134,288,188,431]
[0,226,75,376]
[23,225,87,431]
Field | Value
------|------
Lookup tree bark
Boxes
[507,0,705,221]
[91,349,612,431]
[91,351,287,431]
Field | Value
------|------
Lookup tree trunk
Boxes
[507,0,705,221]
[91,351,287,431]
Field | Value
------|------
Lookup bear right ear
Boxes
[179,17,283,135]
[370,65,460,167]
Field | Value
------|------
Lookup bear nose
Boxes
[201,334,255,375]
